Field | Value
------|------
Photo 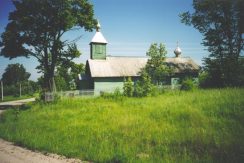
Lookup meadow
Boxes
[0,88,243,162]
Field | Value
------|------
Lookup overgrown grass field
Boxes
[0,88,244,162]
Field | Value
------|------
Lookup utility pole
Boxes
[20,83,22,97]
[1,81,3,101]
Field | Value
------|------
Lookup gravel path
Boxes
[0,99,83,163]
[0,139,82,163]
[0,98,36,106]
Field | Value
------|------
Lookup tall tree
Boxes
[145,43,172,85]
[0,0,96,92]
[56,62,85,90]
[180,0,244,87]
[1,63,30,85]
[38,62,84,91]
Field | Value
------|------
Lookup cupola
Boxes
[90,21,107,60]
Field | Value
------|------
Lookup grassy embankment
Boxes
[0,88,243,162]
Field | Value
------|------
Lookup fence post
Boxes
[20,83,22,97]
[1,81,3,101]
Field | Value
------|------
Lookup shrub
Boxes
[113,88,123,97]
[38,89,46,101]
[181,78,197,91]
[53,93,61,103]
[37,90,60,103]
[198,71,212,88]
[123,77,134,97]
[151,86,163,96]
[134,71,153,97]
[134,82,144,97]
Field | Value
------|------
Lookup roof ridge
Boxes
[107,56,149,58]
[167,56,191,58]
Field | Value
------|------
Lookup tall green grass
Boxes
[0,88,244,162]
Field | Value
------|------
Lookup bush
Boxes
[134,82,144,97]
[113,88,123,97]
[134,71,153,97]
[38,89,46,101]
[180,78,197,91]
[198,71,212,88]
[37,90,60,103]
[151,86,164,96]
[123,77,134,97]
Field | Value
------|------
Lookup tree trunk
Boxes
[43,68,56,92]
[44,72,56,92]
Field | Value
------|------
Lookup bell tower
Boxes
[90,21,107,59]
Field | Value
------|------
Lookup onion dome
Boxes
[174,41,182,57]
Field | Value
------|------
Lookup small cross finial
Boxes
[96,20,101,32]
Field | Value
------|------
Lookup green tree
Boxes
[180,0,244,87]
[69,62,85,89]
[27,80,40,94]
[54,75,68,91]
[134,70,153,97]
[1,64,39,96]
[1,63,30,85]
[145,43,172,85]
[56,62,85,91]
[0,0,96,92]
[123,77,134,97]
[37,62,84,91]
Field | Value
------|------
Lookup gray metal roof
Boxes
[165,57,200,73]
[88,57,147,77]
[87,56,199,78]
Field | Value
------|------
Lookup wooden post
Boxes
[1,81,3,101]
[20,83,22,97]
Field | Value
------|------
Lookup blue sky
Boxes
[0,0,208,81]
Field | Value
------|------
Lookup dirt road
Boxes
[0,99,83,163]
[0,98,36,107]
[0,139,82,163]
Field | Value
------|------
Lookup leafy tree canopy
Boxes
[180,0,244,87]
[37,62,84,91]
[0,0,96,92]
[56,62,85,90]
[145,43,173,85]
[1,63,30,85]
